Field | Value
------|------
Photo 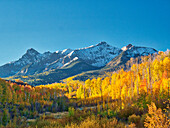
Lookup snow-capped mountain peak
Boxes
[63,42,122,67]
[121,44,133,51]
[0,42,157,78]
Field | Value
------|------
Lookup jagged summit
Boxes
[126,44,133,49]
[96,41,108,46]
[26,48,39,55]
[44,51,52,54]
[121,44,133,51]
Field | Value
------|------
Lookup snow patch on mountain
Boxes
[70,42,122,67]
[68,51,74,57]
[61,49,72,55]
[63,57,79,67]
[121,44,133,51]
[56,50,60,54]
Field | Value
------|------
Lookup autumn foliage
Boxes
[0,51,169,127]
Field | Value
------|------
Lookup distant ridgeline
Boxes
[0,42,160,85]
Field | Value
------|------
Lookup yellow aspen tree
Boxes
[85,79,91,97]
[91,78,96,97]
[111,73,117,99]
[97,77,102,102]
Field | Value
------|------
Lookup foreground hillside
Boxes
[0,51,169,128]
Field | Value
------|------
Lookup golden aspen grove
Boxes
[0,51,169,128]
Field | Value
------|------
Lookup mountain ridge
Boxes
[0,42,121,77]
[0,42,157,85]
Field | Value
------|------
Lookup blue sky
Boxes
[0,0,169,65]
